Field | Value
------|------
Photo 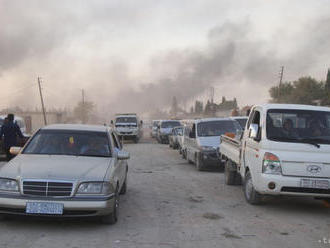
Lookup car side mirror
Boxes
[10,146,21,155]
[249,124,259,140]
[117,150,130,160]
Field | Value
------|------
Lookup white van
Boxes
[183,118,242,171]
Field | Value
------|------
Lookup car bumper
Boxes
[254,174,330,198]
[200,151,222,166]
[0,193,115,217]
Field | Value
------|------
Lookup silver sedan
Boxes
[0,124,129,224]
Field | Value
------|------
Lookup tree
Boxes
[269,77,324,105]
[73,101,95,124]
[323,69,330,105]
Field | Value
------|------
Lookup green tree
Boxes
[269,77,324,105]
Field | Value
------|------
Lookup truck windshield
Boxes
[161,121,181,128]
[235,118,247,129]
[116,117,137,123]
[267,109,330,145]
[197,120,241,137]
[23,130,111,157]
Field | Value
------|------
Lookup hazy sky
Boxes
[0,0,329,117]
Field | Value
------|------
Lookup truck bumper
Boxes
[200,151,223,166]
[0,194,115,217]
[254,174,330,198]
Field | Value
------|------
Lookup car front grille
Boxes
[23,181,73,197]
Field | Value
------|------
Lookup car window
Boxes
[23,130,111,157]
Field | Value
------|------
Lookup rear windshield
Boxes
[267,109,330,144]
[23,130,111,157]
[197,120,241,137]
[161,121,181,128]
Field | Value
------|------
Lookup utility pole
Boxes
[278,66,284,101]
[37,77,47,125]
[81,89,86,124]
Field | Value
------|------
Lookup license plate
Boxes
[26,202,64,215]
[300,179,329,189]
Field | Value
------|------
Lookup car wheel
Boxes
[196,154,205,171]
[224,160,236,185]
[101,187,119,224]
[120,175,127,195]
[243,171,262,205]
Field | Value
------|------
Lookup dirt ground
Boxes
[0,134,329,248]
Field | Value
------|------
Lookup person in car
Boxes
[80,138,109,156]
[0,114,24,161]
[282,119,299,138]
[309,120,322,137]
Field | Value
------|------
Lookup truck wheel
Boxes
[101,187,119,224]
[196,154,205,171]
[182,149,186,159]
[224,160,236,185]
[243,171,262,205]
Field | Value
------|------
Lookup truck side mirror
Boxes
[249,124,259,141]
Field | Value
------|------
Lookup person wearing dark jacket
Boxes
[0,114,24,161]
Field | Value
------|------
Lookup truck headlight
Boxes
[0,178,19,192]
[77,182,114,195]
[262,152,282,175]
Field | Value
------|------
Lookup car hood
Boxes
[0,154,112,182]
[198,136,221,148]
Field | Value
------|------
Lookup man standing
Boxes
[0,114,24,161]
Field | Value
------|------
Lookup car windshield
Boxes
[116,117,137,124]
[197,120,241,137]
[235,118,247,129]
[23,130,111,157]
[267,109,330,145]
[161,121,181,128]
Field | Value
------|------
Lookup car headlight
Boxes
[262,152,282,175]
[200,146,216,151]
[0,178,19,192]
[77,182,114,195]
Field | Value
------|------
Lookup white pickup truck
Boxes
[220,104,330,204]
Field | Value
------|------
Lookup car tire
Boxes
[243,171,262,205]
[101,187,119,225]
[120,175,127,195]
[182,149,186,159]
[196,154,205,171]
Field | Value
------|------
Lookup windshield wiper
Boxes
[78,154,110,158]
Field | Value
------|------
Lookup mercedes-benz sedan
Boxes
[0,124,129,224]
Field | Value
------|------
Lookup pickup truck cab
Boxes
[220,104,330,204]
[183,118,242,171]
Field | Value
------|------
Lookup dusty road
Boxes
[0,135,329,248]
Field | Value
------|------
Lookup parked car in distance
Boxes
[112,113,143,143]
[169,126,183,149]
[0,124,129,224]
[151,120,160,138]
[220,104,330,205]
[157,120,181,144]
[231,116,248,130]
[183,118,242,171]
